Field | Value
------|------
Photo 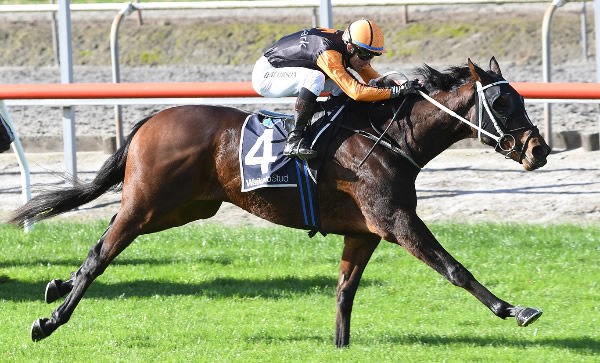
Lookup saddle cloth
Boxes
[239,102,345,191]
[239,111,296,192]
[238,96,347,232]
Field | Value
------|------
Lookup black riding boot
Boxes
[283,88,318,160]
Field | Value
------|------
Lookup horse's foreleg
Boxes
[44,215,118,304]
[335,234,380,348]
[389,211,541,327]
[31,215,138,342]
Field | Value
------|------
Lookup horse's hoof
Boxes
[515,307,542,327]
[31,318,49,342]
[45,279,62,303]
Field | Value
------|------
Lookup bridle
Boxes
[418,79,538,164]
[476,80,538,162]
[341,77,538,170]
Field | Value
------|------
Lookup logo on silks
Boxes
[239,114,297,192]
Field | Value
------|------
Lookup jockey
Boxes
[252,19,421,160]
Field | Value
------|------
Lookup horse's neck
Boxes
[344,87,475,171]
[400,86,476,167]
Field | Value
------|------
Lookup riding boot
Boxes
[283,87,318,160]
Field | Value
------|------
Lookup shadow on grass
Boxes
[0,255,235,269]
[221,330,599,354]
[0,275,352,302]
[352,333,600,354]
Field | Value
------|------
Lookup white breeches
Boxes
[252,56,342,98]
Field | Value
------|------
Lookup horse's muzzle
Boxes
[519,131,551,171]
[499,128,550,171]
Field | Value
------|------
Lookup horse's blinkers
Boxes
[476,80,538,163]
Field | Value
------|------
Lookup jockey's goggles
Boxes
[354,46,381,60]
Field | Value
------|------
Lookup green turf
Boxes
[1,221,598,361]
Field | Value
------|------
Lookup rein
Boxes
[340,123,422,170]
[418,80,536,163]
[357,98,413,167]
[417,82,501,143]
[340,97,422,170]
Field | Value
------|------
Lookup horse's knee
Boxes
[446,264,475,288]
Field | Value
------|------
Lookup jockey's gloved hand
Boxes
[390,80,422,98]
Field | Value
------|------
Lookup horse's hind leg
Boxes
[335,234,380,348]
[31,200,223,341]
[44,215,117,304]
[31,213,141,341]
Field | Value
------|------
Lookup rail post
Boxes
[58,0,77,180]
[0,101,32,232]
[110,2,136,150]
[320,0,332,28]
[582,2,588,61]
[542,0,569,150]
[595,0,600,148]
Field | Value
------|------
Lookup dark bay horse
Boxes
[8,58,551,347]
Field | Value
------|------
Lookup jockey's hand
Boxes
[390,80,422,98]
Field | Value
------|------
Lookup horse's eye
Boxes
[493,95,510,113]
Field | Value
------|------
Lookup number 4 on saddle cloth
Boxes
[239,96,347,236]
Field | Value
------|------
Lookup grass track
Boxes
[1,221,598,361]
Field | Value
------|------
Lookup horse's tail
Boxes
[8,115,154,227]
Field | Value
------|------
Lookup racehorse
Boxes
[8,58,551,347]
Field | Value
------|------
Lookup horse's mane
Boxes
[347,64,478,116]
[415,64,473,94]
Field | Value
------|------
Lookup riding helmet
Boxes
[342,19,387,54]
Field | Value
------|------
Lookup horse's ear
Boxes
[468,58,493,83]
[489,56,502,76]
[468,58,481,81]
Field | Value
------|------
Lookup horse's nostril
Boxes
[531,145,549,160]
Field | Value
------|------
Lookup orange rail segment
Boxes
[510,82,600,99]
[0,82,599,100]
[0,82,261,99]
